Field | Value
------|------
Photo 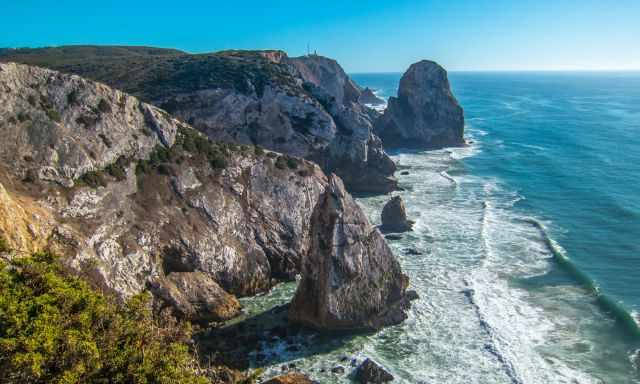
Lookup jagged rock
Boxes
[375,60,464,149]
[262,373,316,384]
[1,48,398,194]
[354,358,394,383]
[359,87,385,106]
[289,175,410,331]
[149,271,241,322]
[380,196,414,233]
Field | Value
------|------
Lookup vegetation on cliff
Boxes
[0,248,216,384]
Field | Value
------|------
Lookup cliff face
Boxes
[0,47,397,194]
[0,62,410,329]
[374,60,465,148]
[287,55,397,193]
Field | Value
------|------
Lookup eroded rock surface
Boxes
[289,175,410,331]
[375,60,464,148]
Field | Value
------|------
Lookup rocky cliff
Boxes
[0,62,410,329]
[289,175,410,331]
[0,47,397,193]
[374,60,464,148]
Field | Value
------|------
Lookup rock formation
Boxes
[289,175,410,331]
[0,47,398,194]
[355,358,394,383]
[359,87,385,106]
[380,196,414,233]
[0,62,410,329]
[374,60,464,148]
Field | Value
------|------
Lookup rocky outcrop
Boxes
[374,60,464,148]
[0,62,411,330]
[359,87,385,106]
[380,196,414,233]
[289,175,410,331]
[355,358,394,383]
[149,271,241,323]
[1,47,398,194]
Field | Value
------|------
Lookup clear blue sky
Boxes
[2,0,639,72]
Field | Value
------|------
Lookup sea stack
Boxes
[380,196,414,233]
[359,87,385,106]
[374,60,464,148]
[288,175,410,331]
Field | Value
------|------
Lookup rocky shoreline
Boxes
[0,47,464,383]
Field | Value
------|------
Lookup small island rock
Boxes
[380,196,414,233]
[355,358,394,383]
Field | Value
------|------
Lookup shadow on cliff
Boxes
[194,302,368,371]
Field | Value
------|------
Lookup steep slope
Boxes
[0,62,411,328]
[0,47,397,193]
[374,60,465,148]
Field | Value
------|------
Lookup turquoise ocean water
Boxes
[245,72,640,383]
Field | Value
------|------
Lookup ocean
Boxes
[243,71,640,383]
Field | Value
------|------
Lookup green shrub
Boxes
[0,235,10,253]
[274,156,287,170]
[0,252,210,384]
[105,157,129,181]
[253,145,265,156]
[286,156,299,170]
[17,112,29,123]
[46,108,61,123]
[79,171,106,188]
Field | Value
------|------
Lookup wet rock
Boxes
[400,171,410,175]
[404,248,423,255]
[406,290,420,301]
[355,358,394,383]
[262,373,315,384]
[149,271,241,323]
[331,365,345,374]
[385,234,403,241]
[375,60,464,149]
[380,196,414,233]
[289,175,411,331]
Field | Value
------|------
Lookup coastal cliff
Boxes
[0,62,410,330]
[0,47,398,193]
[375,60,465,148]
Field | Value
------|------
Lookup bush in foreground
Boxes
[0,252,210,384]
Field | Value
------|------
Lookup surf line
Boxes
[521,217,640,338]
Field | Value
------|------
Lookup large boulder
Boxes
[149,271,241,323]
[288,175,410,331]
[354,358,394,383]
[374,60,464,149]
[380,196,414,233]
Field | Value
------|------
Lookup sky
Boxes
[2,0,640,73]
